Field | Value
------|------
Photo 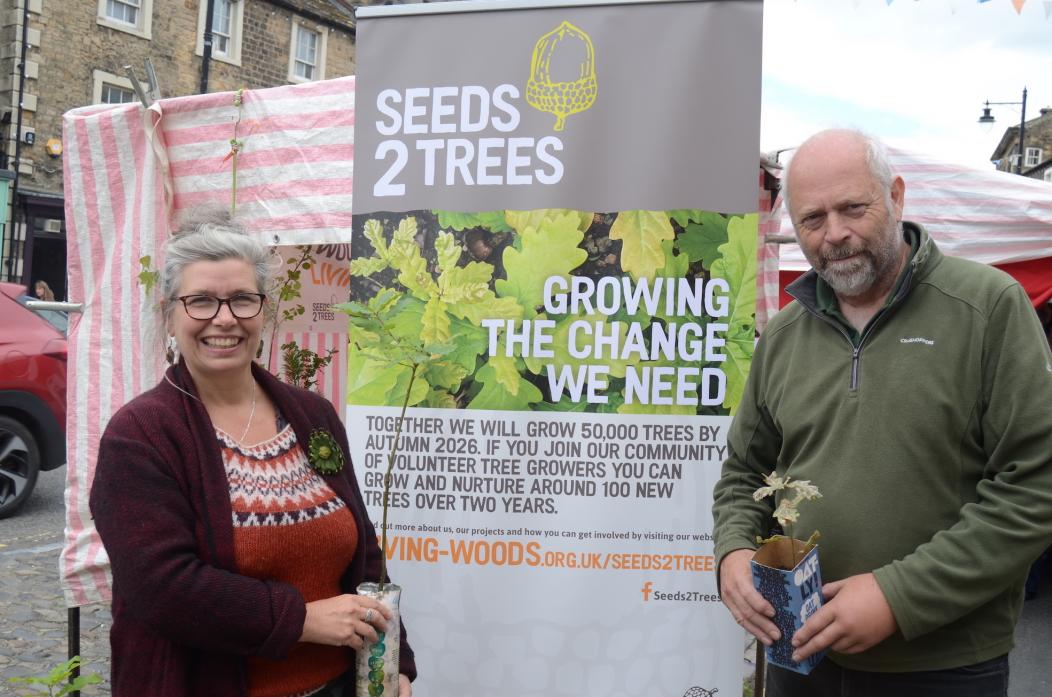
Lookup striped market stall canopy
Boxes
[777,145,1052,308]
[60,76,355,607]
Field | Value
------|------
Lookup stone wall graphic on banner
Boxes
[348,1,763,695]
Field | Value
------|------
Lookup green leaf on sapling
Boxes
[423,387,458,409]
[346,343,403,406]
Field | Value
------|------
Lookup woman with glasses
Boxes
[90,212,415,697]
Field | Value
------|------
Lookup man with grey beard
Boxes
[712,129,1052,696]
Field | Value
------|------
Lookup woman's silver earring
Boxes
[165,336,178,365]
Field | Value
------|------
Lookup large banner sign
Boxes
[349,1,762,694]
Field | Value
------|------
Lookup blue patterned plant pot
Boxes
[355,582,402,697]
[750,538,825,675]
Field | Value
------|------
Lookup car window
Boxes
[16,295,68,335]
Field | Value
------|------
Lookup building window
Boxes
[92,70,137,105]
[289,21,327,83]
[101,83,136,104]
[1025,147,1043,168]
[293,25,319,80]
[97,0,152,40]
[106,0,139,24]
[196,0,244,66]
[213,0,231,55]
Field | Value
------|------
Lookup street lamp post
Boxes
[978,87,1028,175]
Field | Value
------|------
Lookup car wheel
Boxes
[0,415,40,518]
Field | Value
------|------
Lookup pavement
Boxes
[1,466,1049,696]
[0,468,111,694]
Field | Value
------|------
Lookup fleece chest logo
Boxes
[900,337,935,346]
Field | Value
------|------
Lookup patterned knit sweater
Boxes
[91,362,416,696]
[221,425,357,697]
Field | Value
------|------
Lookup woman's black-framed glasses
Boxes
[177,293,266,320]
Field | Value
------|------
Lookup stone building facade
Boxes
[989,106,1052,184]
[0,0,361,294]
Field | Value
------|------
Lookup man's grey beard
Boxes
[807,219,904,299]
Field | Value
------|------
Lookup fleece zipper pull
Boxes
[851,345,861,390]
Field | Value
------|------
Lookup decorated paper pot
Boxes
[355,582,402,697]
[750,538,825,675]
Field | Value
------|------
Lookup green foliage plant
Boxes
[264,245,314,371]
[753,473,822,567]
[8,656,102,697]
[281,341,337,391]
[138,255,160,295]
[335,288,456,587]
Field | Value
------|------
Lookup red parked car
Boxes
[0,281,67,517]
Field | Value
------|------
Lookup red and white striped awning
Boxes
[777,146,1052,307]
[61,77,356,607]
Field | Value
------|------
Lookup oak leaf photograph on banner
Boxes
[346,207,757,417]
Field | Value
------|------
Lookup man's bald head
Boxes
[782,129,894,215]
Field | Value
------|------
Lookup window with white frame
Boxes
[1025,147,1043,168]
[106,0,138,24]
[289,21,327,83]
[196,0,244,66]
[97,0,152,40]
[213,0,231,55]
[101,83,136,104]
[92,70,137,105]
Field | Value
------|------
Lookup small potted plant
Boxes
[750,473,824,675]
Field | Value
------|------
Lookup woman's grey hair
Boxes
[781,129,895,214]
[160,209,275,327]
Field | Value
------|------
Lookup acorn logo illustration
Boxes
[526,21,597,131]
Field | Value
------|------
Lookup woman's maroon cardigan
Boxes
[90,362,416,696]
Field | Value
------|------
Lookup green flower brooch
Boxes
[308,429,344,475]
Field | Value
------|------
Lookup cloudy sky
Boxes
[760,0,1052,169]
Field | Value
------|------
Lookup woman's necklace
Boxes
[164,374,257,443]
[237,383,257,443]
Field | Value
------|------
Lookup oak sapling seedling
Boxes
[752,473,822,568]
